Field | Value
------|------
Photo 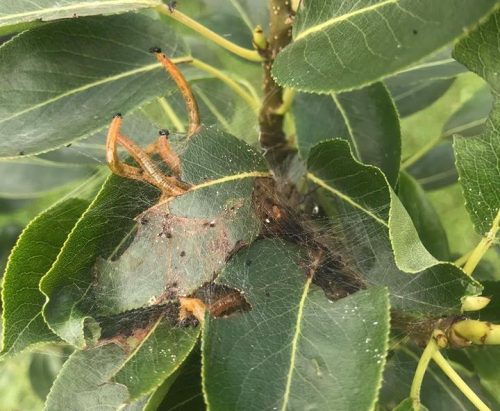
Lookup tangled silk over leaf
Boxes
[40,126,268,347]
[203,239,390,411]
[306,139,480,315]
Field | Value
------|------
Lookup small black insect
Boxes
[168,1,177,13]
[159,129,170,138]
[149,47,162,54]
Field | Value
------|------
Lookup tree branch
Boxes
[258,0,294,160]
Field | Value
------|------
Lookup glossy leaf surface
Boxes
[294,82,401,186]
[1,198,88,357]
[0,13,188,158]
[307,139,478,315]
[0,0,162,34]
[203,239,390,411]
[453,11,500,236]
[272,0,497,92]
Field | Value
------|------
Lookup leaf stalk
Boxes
[432,350,491,411]
[462,210,500,275]
[189,59,260,113]
[409,330,443,409]
[156,5,263,62]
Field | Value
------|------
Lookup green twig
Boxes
[193,85,231,131]
[157,97,185,132]
[258,0,293,154]
[274,88,296,115]
[190,59,260,113]
[156,5,263,62]
[454,249,472,267]
[432,350,491,411]
[410,331,442,409]
[462,210,500,275]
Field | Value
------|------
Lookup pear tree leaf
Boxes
[40,125,267,346]
[393,398,429,411]
[406,140,458,190]
[386,48,466,117]
[272,0,498,93]
[92,127,266,316]
[294,82,401,186]
[0,12,189,158]
[0,158,95,199]
[44,316,198,410]
[157,349,205,411]
[0,1,163,34]
[1,198,88,358]
[453,10,500,237]
[28,349,70,401]
[307,139,479,315]
[466,346,500,404]
[203,239,390,411]
[44,344,131,411]
[442,86,493,139]
[397,172,450,260]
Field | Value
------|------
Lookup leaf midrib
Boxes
[280,276,312,411]
[0,0,160,24]
[294,0,398,41]
[306,172,389,227]
[0,62,161,125]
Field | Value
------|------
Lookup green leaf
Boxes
[386,49,466,117]
[40,176,159,347]
[44,344,130,411]
[453,10,500,237]
[44,317,198,410]
[158,349,205,411]
[272,0,498,93]
[307,139,478,315]
[203,239,390,411]
[393,398,429,411]
[92,128,266,316]
[1,198,88,357]
[0,0,162,35]
[398,172,450,260]
[294,82,401,186]
[406,140,458,190]
[29,349,69,401]
[466,346,500,404]
[0,158,95,199]
[442,85,493,138]
[112,318,199,400]
[391,78,455,118]
[41,126,267,346]
[0,12,188,158]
